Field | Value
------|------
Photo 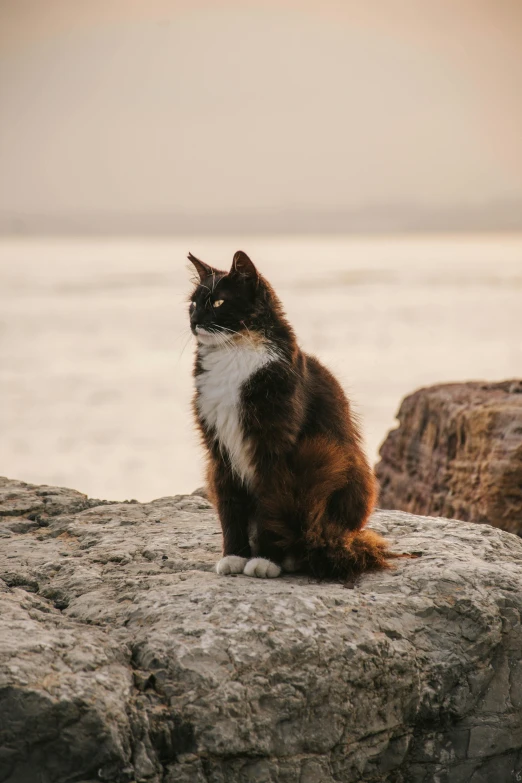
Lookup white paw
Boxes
[243,558,282,579]
[216,556,248,575]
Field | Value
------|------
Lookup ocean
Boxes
[1,234,521,501]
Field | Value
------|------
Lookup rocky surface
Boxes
[375,380,522,536]
[1,476,522,783]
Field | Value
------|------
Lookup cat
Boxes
[189,249,406,581]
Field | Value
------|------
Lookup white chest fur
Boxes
[196,342,276,484]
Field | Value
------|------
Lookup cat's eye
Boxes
[213,299,224,308]
[190,301,196,310]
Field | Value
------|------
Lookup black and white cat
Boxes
[189,250,406,581]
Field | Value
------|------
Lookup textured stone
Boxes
[375,380,522,534]
[1,476,522,782]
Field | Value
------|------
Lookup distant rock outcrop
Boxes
[376,380,522,536]
[1,476,522,782]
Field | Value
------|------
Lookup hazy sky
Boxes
[1,0,522,221]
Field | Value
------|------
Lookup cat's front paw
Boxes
[216,556,248,575]
[243,558,282,578]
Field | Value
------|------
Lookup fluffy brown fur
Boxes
[188,250,410,581]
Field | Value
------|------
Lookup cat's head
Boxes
[188,250,287,348]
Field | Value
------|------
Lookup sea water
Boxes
[1,234,521,501]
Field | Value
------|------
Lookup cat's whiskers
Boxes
[236,324,257,348]
[173,326,195,363]
[174,326,192,343]
[215,321,261,354]
[208,324,251,355]
[212,325,247,348]
[240,322,282,361]
[178,332,194,361]
[213,331,235,355]
[196,326,236,356]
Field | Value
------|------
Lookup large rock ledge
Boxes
[1,477,522,783]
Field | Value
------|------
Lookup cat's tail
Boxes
[304,527,416,582]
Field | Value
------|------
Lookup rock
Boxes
[1,476,522,782]
[375,380,522,535]
[0,476,114,526]
[191,486,208,499]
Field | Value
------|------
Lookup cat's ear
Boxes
[188,252,213,281]
[229,250,259,282]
